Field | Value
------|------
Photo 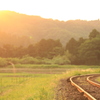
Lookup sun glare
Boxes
[0,0,100,21]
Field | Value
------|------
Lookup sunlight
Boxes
[0,0,100,21]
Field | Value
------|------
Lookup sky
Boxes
[0,0,100,21]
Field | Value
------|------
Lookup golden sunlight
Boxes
[0,0,100,21]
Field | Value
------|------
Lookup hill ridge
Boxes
[0,10,100,46]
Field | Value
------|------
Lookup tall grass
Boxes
[0,74,56,100]
[0,68,100,100]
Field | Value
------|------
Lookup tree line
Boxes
[66,29,100,65]
[0,39,63,58]
[0,29,100,65]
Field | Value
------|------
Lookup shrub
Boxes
[0,57,7,67]
[6,58,20,64]
[20,55,44,64]
[52,55,71,65]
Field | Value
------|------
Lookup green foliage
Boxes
[65,29,100,65]
[21,55,39,64]
[26,98,34,100]
[0,58,7,67]
[6,58,20,64]
[35,39,63,58]
[78,37,100,65]
[52,54,71,65]
[89,29,100,39]
[0,39,63,59]
[66,38,78,55]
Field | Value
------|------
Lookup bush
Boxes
[0,57,7,67]
[52,55,71,65]
[6,58,20,64]
[20,55,44,64]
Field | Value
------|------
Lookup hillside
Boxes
[0,10,100,46]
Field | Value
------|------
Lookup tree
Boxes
[26,44,36,57]
[49,47,64,58]
[89,29,100,39]
[35,39,63,58]
[78,37,86,46]
[66,38,78,55]
[2,44,15,57]
[78,37,100,65]
[14,46,26,57]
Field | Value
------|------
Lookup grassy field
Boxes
[7,64,100,68]
[0,74,56,100]
[95,77,100,82]
[0,66,100,100]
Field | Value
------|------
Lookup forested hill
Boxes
[0,10,100,46]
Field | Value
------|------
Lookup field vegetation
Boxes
[0,67,100,100]
[95,77,100,82]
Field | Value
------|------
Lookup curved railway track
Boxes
[70,74,100,100]
[56,74,100,100]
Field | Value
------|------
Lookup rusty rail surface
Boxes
[70,74,100,100]
[87,76,100,88]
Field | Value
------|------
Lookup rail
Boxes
[70,75,97,100]
[87,76,100,88]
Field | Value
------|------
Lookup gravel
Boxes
[56,78,88,100]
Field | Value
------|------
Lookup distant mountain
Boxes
[0,10,100,46]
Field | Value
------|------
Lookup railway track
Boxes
[70,74,100,100]
[56,74,100,100]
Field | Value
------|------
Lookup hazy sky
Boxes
[0,0,100,21]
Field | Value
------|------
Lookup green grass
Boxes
[0,74,56,100]
[95,77,100,82]
[7,64,100,68]
[0,67,100,100]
